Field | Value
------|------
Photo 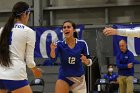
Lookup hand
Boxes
[80,54,88,64]
[50,42,57,58]
[50,42,57,51]
[128,63,133,68]
[103,27,118,36]
[31,67,42,78]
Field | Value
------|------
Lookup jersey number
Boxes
[68,57,76,64]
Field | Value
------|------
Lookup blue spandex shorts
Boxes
[58,73,74,86]
[0,79,29,91]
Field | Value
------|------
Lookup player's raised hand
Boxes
[50,42,57,50]
[50,42,57,58]
[103,27,118,36]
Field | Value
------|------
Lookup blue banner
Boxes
[32,25,84,58]
[113,24,140,56]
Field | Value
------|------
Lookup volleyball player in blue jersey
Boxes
[50,20,92,93]
[0,2,41,93]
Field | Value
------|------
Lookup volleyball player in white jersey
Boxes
[50,20,92,93]
[103,27,140,37]
[0,2,41,93]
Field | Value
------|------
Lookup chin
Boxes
[65,35,71,38]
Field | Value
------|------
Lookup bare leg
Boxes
[55,80,70,93]
[0,89,8,93]
[11,85,32,93]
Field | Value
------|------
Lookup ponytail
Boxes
[0,1,29,67]
[0,14,15,67]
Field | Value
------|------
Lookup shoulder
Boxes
[56,40,64,46]
[23,25,34,32]
[116,52,121,57]
[127,50,134,55]
[77,39,87,45]
[14,23,34,33]
[57,40,64,43]
[103,73,108,78]
[77,39,86,43]
[23,25,36,36]
[127,50,133,54]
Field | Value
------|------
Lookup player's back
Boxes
[0,23,35,80]
[10,23,33,61]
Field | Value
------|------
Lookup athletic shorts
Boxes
[58,74,87,93]
[0,79,29,91]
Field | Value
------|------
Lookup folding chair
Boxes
[30,78,45,93]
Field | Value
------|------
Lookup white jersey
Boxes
[0,23,36,80]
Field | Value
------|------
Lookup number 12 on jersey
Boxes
[68,57,76,64]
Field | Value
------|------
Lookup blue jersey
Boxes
[103,72,118,82]
[54,39,90,77]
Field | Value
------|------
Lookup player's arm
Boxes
[81,41,92,66]
[50,42,57,58]
[103,27,140,37]
[26,29,41,78]
[81,54,92,66]
[117,29,140,37]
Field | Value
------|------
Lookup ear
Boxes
[21,12,26,18]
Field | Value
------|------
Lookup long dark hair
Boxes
[0,1,29,67]
[63,20,78,38]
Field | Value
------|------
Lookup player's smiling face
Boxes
[63,22,74,38]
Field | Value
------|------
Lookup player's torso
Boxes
[58,40,85,76]
[0,23,30,80]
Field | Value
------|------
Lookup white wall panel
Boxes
[0,0,32,10]
[52,9,105,25]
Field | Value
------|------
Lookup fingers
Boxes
[51,42,56,46]
[37,68,44,73]
[103,28,113,36]
[50,42,57,49]
[31,67,42,78]
[35,68,42,78]
[128,63,133,68]
[81,54,84,57]
[103,27,117,36]
[80,54,86,58]
[103,28,109,36]
[80,54,87,61]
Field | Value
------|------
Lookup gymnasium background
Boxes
[0,0,140,93]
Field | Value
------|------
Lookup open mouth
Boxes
[65,32,70,35]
